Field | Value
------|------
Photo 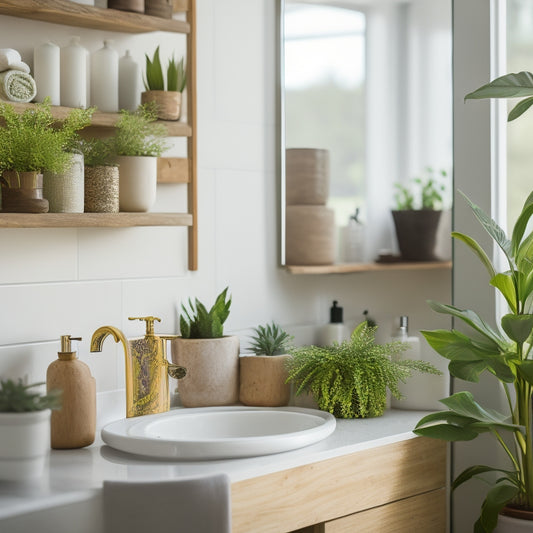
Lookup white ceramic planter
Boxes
[0,409,51,480]
[117,155,157,212]
[171,336,240,407]
[43,153,84,213]
[495,514,533,532]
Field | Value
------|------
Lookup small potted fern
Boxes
[287,322,440,418]
[171,287,240,407]
[240,322,293,407]
[0,378,61,480]
[141,46,186,121]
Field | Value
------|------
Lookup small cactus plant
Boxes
[248,322,292,356]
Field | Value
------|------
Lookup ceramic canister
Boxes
[34,42,60,105]
[60,36,87,108]
[91,40,118,112]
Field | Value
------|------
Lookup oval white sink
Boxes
[102,406,336,460]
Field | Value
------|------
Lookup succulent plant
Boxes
[248,322,292,356]
[0,378,61,412]
[179,287,231,339]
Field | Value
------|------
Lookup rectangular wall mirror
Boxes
[280,0,453,268]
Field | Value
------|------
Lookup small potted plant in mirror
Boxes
[0,99,91,213]
[286,321,440,419]
[391,166,449,261]
[141,46,186,121]
[81,137,120,213]
[239,322,293,407]
[0,378,61,481]
[112,102,168,212]
[171,287,240,407]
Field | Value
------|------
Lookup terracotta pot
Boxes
[391,209,442,261]
[117,155,157,212]
[0,410,51,481]
[84,165,119,213]
[495,507,533,532]
[286,148,330,205]
[141,90,181,121]
[144,0,172,18]
[171,336,240,407]
[107,0,143,13]
[1,170,49,213]
[239,354,291,407]
[43,153,84,213]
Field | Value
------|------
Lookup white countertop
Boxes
[0,390,433,524]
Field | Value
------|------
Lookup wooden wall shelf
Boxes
[0,0,190,34]
[0,213,193,229]
[285,261,452,275]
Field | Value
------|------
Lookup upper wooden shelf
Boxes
[8,102,192,136]
[0,212,193,228]
[285,261,452,275]
[0,0,190,34]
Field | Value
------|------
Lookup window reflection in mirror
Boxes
[281,0,453,267]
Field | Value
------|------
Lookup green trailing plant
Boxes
[180,287,232,339]
[286,321,440,419]
[0,378,61,412]
[394,166,448,210]
[113,103,168,157]
[144,46,186,93]
[0,99,93,175]
[414,190,533,532]
[80,138,116,167]
[248,322,293,356]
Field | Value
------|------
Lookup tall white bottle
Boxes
[61,37,87,108]
[34,42,60,105]
[119,50,140,111]
[90,40,118,112]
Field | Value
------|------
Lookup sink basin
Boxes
[102,406,336,460]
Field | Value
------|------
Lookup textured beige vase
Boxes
[286,148,330,205]
[141,90,181,121]
[239,354,291,407]
[84,166,119,213]
[43,153,84,213]
[171,336,240,407]
[285,205,335,265]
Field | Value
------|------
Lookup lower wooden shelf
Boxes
[0,212,193,228]
[285,261,452,275]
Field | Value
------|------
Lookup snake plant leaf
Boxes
[490,273,518,314]
[501,314,533,344]
[452,465,518,491]
[144,46,164,91]
[477,483,520,533]
[167,54,178,92]
[465,71,533,100]
[452,231,496,279]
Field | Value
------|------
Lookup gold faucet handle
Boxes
[168,364,187,380]
[128,316,161,336]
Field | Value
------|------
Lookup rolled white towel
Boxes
[0,70,37,103]
[0,48,30,73]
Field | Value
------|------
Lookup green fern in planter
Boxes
[0,378,61,412]
[248,322,293,356]
[286,322,440,419]
[179,287,231,339]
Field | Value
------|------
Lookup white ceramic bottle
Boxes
[119,50,140,111]
[34,41,60,105]
[60,36,87,108]
[90,40,118,112]
[319,301,348,346]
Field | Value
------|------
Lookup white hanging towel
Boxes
[0,48,30,73]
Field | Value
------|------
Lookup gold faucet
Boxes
[90,318,186,418]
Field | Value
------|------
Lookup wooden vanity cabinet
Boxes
[231,436,447,533]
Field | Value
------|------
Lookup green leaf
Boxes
[508,96,533,121]
[501,314,533,343]
[479,483,519,532]
[440,391,509,425]
[517,360,533,387]
[452,465,517,491]
[448,359,488,382]
[511,192,533,255]
[145,46,164,91]
[413,422,479,441]
[465,71,533,100]
[491,273,518,313]
[452,231,496,279]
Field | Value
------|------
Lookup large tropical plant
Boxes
[414,190,533,532]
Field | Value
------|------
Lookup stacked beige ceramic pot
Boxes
[285,148,335,265]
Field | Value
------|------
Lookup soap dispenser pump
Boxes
[319,301,348,346]
[46,335,96,449]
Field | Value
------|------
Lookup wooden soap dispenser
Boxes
[46,335,96,449]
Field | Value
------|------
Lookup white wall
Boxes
[0,1,450,400]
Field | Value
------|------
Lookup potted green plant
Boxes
[413,190,533,532]
[240,322,293,407]
[81,138,120,213]
[392,167,449,261]
[0,100,91,213]
[171,287,240,407]
[0,378,61,481]
[42,106,94,214]
[112,103,168,212]
[141,46,187,121]
[286,321,440,419]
